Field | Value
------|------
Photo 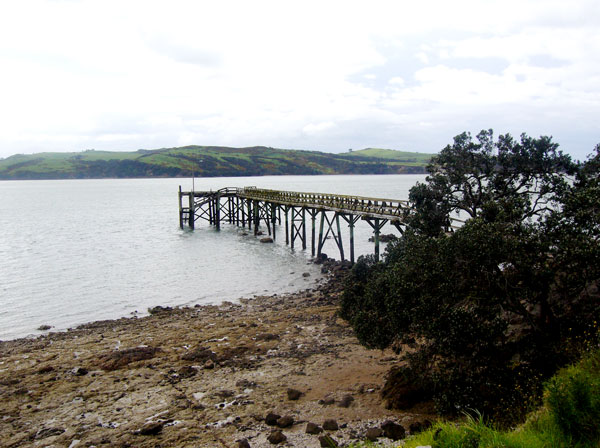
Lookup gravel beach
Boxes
[0,264,433,448]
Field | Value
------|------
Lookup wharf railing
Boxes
[178,186,461,263]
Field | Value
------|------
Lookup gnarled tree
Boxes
[341,131,599,423]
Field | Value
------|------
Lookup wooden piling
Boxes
[336,213,344,261]
[178,186,183,229]
[189,192,195,230]
[317,210,325,255]
[285,206,289,245]
[302,208,307,250]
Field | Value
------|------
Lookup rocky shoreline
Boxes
[0,260,433,448]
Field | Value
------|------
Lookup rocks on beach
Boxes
[0,258,433,447]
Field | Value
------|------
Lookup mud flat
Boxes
[0,266,433,448]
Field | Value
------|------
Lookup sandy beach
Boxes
[0,263,433,448]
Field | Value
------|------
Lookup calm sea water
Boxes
[0,175,425,340]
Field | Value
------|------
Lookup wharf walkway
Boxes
[178,186,460,262]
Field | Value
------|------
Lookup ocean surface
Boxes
[0,174,425,340]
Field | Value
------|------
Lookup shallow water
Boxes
[0,174,424,340]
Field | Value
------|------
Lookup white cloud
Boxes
[0,0,598,160]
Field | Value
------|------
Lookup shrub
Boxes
[546,350,600,444]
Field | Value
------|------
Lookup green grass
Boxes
[340,148,434,165]
[399,349,600,448]
[0,145,432,179]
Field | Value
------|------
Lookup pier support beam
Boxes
[253,200,259,235]
[215,194,221,231]
[189,192,195,230]
[317,211,345,261]
[340,214,360,264]
[271,203,277,241]
[178,186,184,229]
[365,218,388,262]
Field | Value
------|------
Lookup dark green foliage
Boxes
[341,130,600,424]
[404,130,576,235]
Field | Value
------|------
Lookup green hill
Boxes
[0,145,433,180]
[343,148,433,165]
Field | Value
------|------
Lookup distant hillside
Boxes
[0,146,433,180]
[344,148,433,165]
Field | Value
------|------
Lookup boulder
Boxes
[267,430,286,444]
[276,415,294,428]
[365,427,383,441]
[306,422,323,434]
[287,388,302,400]
[265,412,281,426]
[138,421,164,436]
[319,435,338,447]
[381,420,405,441]
[322,419,339,431]
[338,394,354,408]
[97,346,160,371]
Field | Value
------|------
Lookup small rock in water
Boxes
[260,237,274,243]
[302,272,310,277]
[37,325,52,331]
[148,305,172,315]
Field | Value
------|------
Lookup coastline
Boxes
[0,263,433,448]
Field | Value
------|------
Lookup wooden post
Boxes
[178,186,183,229]
[317,210,325,255]
[253,200,259,235]
[240,197,245,227]
[215,194,221,231]
[247,199,252,230]
[302,207,307,250]
[189,192,195,230]
[290,206,295,249]
[311,210,316,256]
[265,202,272,236]
[349,215,355,264]
[374,218,380,261]
[285,206,289,245]
[336,213,344,261]
[271,203,277,241]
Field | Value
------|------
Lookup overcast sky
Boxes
[0,0,598,161]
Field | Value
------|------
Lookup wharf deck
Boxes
[178,186,461,262]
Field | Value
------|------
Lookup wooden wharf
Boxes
[178,186,460,263]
